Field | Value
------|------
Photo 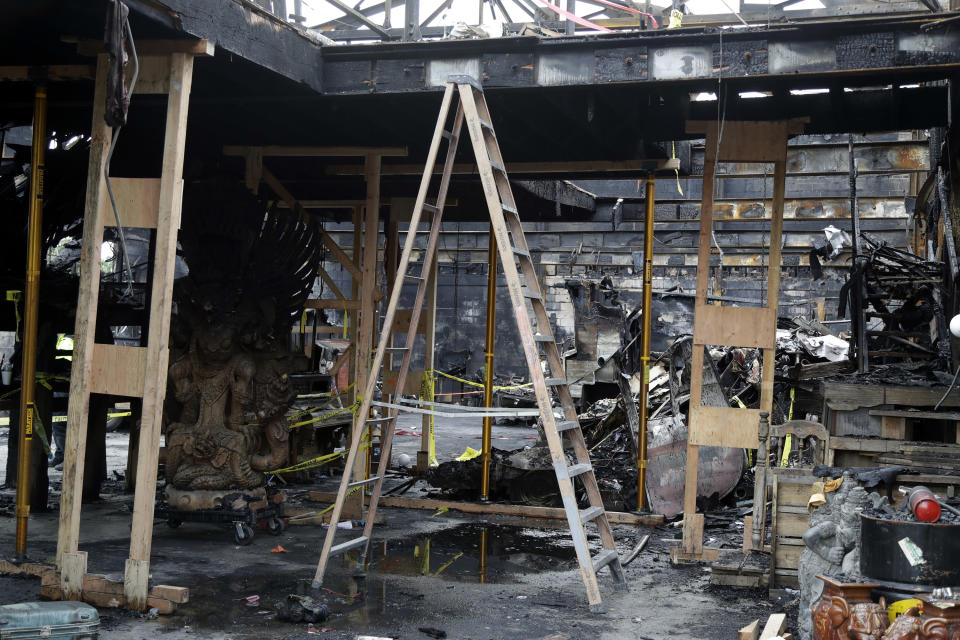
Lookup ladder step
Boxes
[592,549,619,573]
[479,118,495,132]
[522,288,541,300]
[366,416,395,424]
[489,160,507,174]
[329,536,369,558]
[566,463,593,479]
[348,476,382,489]
[544,377,566,386]
[441,129,453,139]
[556,420,579,433]
[384,346,409,352]
[580,506,605,524]
[534,334,554,343]
[512,246,531,259]
[422,202,439,214]
[502,203,518,216]
[404,273,425,281]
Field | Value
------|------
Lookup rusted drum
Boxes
[860,514,960,589]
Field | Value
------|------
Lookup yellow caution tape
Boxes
[288,401,361,429]
[780,387,795,467]
[267,449,345,474]
[429,369,532,391]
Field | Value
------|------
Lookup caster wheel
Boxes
[267,517,286,536]
[234,522,254,546]
[167,518,182,529]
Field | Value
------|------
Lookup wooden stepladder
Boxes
[312,77,627,612]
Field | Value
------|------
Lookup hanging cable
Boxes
[103,15,139,299]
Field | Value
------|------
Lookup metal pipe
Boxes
[636,173,654,510]
[15,85,47,559]
[480,223,496,501]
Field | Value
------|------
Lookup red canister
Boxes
[906,486,942,522]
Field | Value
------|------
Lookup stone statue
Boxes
[162,178,321,504]
[799,473,883,640]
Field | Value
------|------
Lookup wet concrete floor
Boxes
[0,417,788,639]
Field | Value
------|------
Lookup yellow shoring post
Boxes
[637,173,654,511]
[15,85,47,559]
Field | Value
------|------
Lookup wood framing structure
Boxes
[672,118,806,564]
[55,45,206,611]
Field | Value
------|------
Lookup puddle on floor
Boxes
[165,523,581,634]
[368,522,578,583]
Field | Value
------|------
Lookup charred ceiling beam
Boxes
[321,16,960,96]
[138,0,324,91]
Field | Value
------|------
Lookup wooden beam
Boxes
[306,491,665,525]
[75,38,214,57]
[305,298,361,310]
[278,198,458,210]
[328,157,680,176]
[759,614,787,640]
[739,620,761,640]
[318,266,347,301]
[260,167,366,285]
[58,54,110,573]
[324,0,393,38]
[124,52,194,611]
[420,220,439,471]
[224,145,407,158]
[0,65,94,82]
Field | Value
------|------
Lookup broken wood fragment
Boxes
[739,619,760,640]
[759,613,787,640]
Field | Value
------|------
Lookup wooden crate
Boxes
[769,469,817,590]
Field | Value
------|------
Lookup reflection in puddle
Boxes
[359,522,578,584]
[166,523,579,634]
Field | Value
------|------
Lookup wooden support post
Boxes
[58,54,110,573]
[677,119,802,563]
[124,53,194,610]
[419,227,438,471]
[346,155,381,518]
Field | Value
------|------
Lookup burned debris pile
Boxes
[843,235,949,368]
[421,314,864,514]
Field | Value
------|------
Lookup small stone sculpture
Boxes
[799,473,883,640]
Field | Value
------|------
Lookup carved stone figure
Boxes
[799,474,882,640]
[162,179,321,499]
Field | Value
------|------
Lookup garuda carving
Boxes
[164,178,321,491]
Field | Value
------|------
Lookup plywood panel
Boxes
[692,304,777,349]
[97,178,163,229]
[689,405,761,449]
[89,344,146,397]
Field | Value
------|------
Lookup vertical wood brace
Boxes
[57,54,110,569]
[124,52,194,610]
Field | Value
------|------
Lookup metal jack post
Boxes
[15,85,47,561]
